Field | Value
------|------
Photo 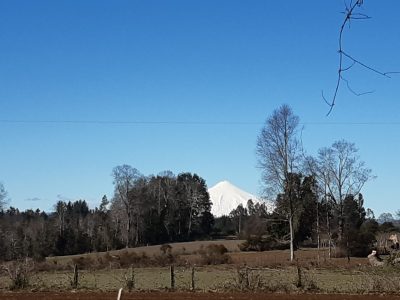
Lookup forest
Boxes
[0,168,398,262]
[0,106,399,262]
[0,171,214,261]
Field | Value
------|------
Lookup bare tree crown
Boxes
[256,104,300,197]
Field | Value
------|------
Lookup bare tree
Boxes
[112,165,142,247]
[303,155,335,258]
[316,140,373,241]
[377,212,394,224]
[54,201,67,236]
[256,104,300,261]
[0,183,7,210]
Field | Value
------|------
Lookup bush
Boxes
[338,229,376,257]
[160,244,172,255]
[71,256,95,269]
[2,260,32,290]
[118,251,149,267]
[239,235,289,252]
[199,244,231,265]
[153,244,176,266]
[387,251,400,265]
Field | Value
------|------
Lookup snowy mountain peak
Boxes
[208,180,274,217]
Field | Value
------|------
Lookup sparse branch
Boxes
[324,0,399,115]
[341,51,395,78]
[340,75,374,96]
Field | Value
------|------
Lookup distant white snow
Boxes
[208,180,274,217]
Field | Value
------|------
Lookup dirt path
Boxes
[0,292,399,300]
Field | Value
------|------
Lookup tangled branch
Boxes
[323,0,400,115]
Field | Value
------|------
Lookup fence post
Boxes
[191,266,195,290]
[296,260,302,288]
[245,266,249,289]
[126,266,135,291]
[72,264,79,289]
[170,265,175,290]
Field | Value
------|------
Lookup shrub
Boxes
[387,251,400,265]
[338,229,376,257]
[154,245,176,266]
[239,235,289,252]
[118,251,147,267]
[160,244,172,255]
[2,260,32,290]
[71,256,94,269]
[199,244,231,265]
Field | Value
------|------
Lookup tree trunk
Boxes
[188,204,193,238]
[324,183,332,259]
[126,210,131,248]
[238,214,242,235]
[338,202,344,241]
[289,214,294,261]
[316,200,320,263]
[327,209,332,259]
[135,214,139,246]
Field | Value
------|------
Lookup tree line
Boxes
[0,171,213,261]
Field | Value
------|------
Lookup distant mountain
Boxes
[208,180,274,217]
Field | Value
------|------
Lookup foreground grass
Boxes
[2,264,400,294]
[2,243,399,294]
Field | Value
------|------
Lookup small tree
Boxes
[256,104,300,261]
[2,260,31,290]
[340,194,376,257]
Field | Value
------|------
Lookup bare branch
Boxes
[324,0,399,115]
[342,60,356,72]
[340,75,374,96]
[341,51,393,78]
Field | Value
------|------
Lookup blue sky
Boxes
[0,1,399,217]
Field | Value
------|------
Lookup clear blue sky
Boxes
[0,1,399,217]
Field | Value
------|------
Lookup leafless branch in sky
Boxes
[324,0,399,116]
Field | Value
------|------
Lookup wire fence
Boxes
[2,264,400,294]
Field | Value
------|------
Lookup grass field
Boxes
[44,240,367,268]
[2,264,400,294]
[1,240,400,295]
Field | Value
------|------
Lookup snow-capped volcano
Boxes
[208,180,274,217]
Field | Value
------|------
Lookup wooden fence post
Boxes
[170,265,175,290]
[72,264,79,288]
[127,266,135,291]
[245,266,249,289]
[296,261,302,288]
[191,266,195,290]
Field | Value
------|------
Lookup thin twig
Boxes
[340,75,374,96]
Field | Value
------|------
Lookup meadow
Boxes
[2,239,400,298]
